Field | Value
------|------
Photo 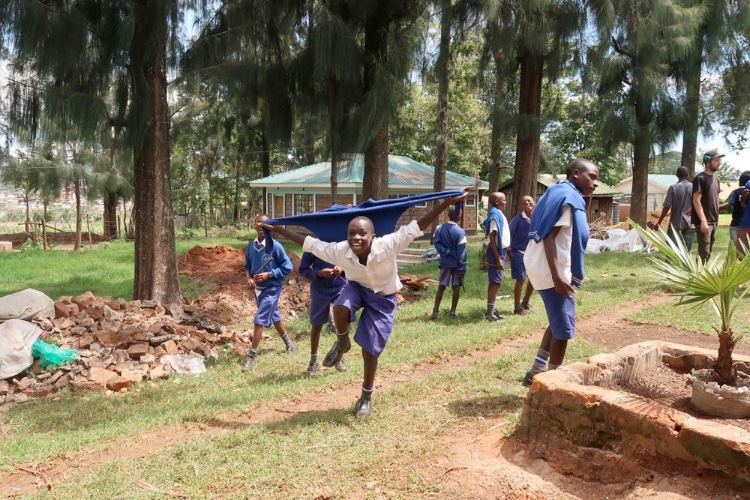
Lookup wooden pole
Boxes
[41,218,48,250]
[86,215,93,249]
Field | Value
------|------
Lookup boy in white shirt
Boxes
[482,192,511,321]
[265,190,468,419]
[522,159,599,387]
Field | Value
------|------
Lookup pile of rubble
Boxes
[1,245,438,404]
[0,291,251,405]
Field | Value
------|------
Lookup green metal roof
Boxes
[249,154,489,189]
[497,174,621,196]
[647,174,678,189]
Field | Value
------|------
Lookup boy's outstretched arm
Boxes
[264,224,306,246]
[417,188,470,232]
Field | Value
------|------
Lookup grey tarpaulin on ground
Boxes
[0,319,43,379]
[0,288,55,323]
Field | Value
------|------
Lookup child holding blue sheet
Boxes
[266,190,468,419]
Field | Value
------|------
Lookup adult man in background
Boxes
[692,149,723,263]
[655,166,695,252]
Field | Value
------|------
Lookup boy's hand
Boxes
[317,268,336,279]
[247,278,256,290]
[552,277,574,298]
[447,187,471,204]
[253,271,272,283]
[262,223,278,233]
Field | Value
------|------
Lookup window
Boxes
[293,194,315,215]
[387,193,427,207]
[466,194,476,207]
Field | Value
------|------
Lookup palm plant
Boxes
[633,219,750,386]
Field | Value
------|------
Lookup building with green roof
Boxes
[250,155,489,233]
[498,174,622,223]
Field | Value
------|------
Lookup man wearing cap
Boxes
[692,149,724,263]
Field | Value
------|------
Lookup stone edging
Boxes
[520,341,750,486]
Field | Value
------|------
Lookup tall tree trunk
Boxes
[361,9,389,201]
[74,178,82,251]
[488,46,508,193]
[432,0,451,232]
[131,0,181,309]
[329,77,338,205]
[512,53,543,216]
[103,194,118,240]
[630,124,651,227]
[261,127,270,214]
[681,46,703,178]
[233,156,241,221]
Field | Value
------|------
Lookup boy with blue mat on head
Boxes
[241,214,296,372]
[298,252,350,376]
[430,205,467,320]
[265,189,469,419]
[522,158,599,387]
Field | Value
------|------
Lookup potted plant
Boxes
[632,220,750,417]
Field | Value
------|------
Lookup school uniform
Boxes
[508,212,531,281]
[298,252,349,326]
[245,237,292,327]
[433,221,467,286]
[525,179,589,340]
[302,220,422,357]
[482,207,511,284]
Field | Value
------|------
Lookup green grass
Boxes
[0,231,710,497]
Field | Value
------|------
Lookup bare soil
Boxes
[0,231,107,250]
[2,255,749,498]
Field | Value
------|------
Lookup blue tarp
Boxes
[265,189,465,243]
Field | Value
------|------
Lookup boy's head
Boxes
[447,206,458,222]
[488,192,506,211]
[520,195,535,216]
[566,158,599,196]
[739,170,750,187]
[347,216,375,258]
[254,214,269,241]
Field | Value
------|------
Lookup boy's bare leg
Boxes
[356,350,379,419]
[306,324,323,376]
[449,285,460,315]
[522,282,534,308]
[273,319,296,354]
[323,305,351,367]
[242,323,265,371]
[486,282,501,319]
[431,285,446,319]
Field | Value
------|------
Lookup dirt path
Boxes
[1,292,744,498]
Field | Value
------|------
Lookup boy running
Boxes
[242,214,296,372]
[298,252,349,376]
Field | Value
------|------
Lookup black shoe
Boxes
[285,340,297,355]
[305,361,320,377]
[522,371,535,387]
[335,359,347,372]
[514,307,530,315]
[429,311,438,320]
[522,302,533,312]
[323,335,351,367]
[241,355,255,372]
[354,398,372,419]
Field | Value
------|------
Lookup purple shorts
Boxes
[334,280,397,358]
[253,286,282,327]
[438,267,461,287]
[510,251,526,281]
[309,285,343,326]
[538,288,576,340]
[486,247,506,285]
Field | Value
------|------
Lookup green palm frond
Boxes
[632,219,750,335]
